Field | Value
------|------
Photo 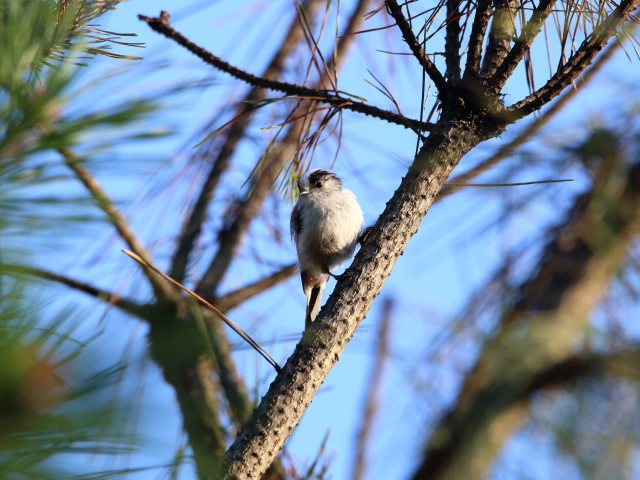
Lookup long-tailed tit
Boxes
[290,169,364,328]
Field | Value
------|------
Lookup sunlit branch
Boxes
[480,0,516,78]
[507,0,639,119]
[490,0,556,89]
[139,11,435,132]
[58,147,177,302]
[385,0,448,95]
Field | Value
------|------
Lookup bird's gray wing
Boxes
[290,201,303,242]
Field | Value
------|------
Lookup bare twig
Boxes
[139,11,435,132]
[122,249,281,372]
[59,147,177,301]
[385,0,448,95]
[508,0,639,119]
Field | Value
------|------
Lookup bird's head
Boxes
[297,169,343,196]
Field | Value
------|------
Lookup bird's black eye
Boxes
[314,181,323,188]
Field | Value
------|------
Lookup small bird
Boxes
[290,169,364,328]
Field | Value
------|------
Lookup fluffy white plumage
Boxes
[291,169,364,328]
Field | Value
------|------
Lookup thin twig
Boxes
[139,11,435,132]
[385,0,448,96]
[122,249,281,372]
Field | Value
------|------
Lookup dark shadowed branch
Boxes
[444,0,462,82]
[463,0,491,77]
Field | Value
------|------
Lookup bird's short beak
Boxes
[299,188,309,195]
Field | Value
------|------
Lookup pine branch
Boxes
[480,0,516,78]
[2,263,146,317]
[413,157,640,480]
[218,118,492,480]
[442,38,620,200]
[507,0,640,119]
[385,0,449,96]
[59,147,177,302]
[139,11,435,132]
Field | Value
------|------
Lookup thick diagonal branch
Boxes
[139,11,434,132]
[507,0,639,119]
[385,0,448,95]
[169,0,324,283]
[219,117,492,479]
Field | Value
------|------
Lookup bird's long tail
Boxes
[305,285,324,329]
